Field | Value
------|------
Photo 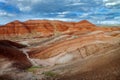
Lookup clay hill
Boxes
[0,40,32,69]
[0,20,119,39]
[0,20,120,80]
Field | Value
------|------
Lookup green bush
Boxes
[27,66,43,72]
[42,71,58,77]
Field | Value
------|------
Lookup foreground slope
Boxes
[0,40,32,70]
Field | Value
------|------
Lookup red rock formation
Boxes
[74,20,96,27]
[28,31,120,66]
[0,20,119,39]
[29,33,111,59]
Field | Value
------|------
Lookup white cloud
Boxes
[66,3,85,6]
[0,10,15,17]
[57,11,70,15]
[79,13,89,18]
[103,0,120,7]
[46,18,74,21]
[50,11,70,15]
[56,14,65,18]
[97,20,120,24]
[17,3,31,11]
[5,0,83,12]
[24,17,76,22]
[6,0,42,12]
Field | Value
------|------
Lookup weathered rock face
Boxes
[0,40,27,48]
[28,30,120,66]
[0,40,32,69]
[0,20,69,39]
[0,20,119,39]
[0,21,29,35]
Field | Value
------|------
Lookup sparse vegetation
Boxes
[42,71,58,77]
[27,66,43,72]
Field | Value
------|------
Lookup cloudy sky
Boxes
[0,0,120,25]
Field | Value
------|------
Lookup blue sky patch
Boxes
[0,0,120,25]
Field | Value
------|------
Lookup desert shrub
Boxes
[42,71,58,77]
[27,66,43,72]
